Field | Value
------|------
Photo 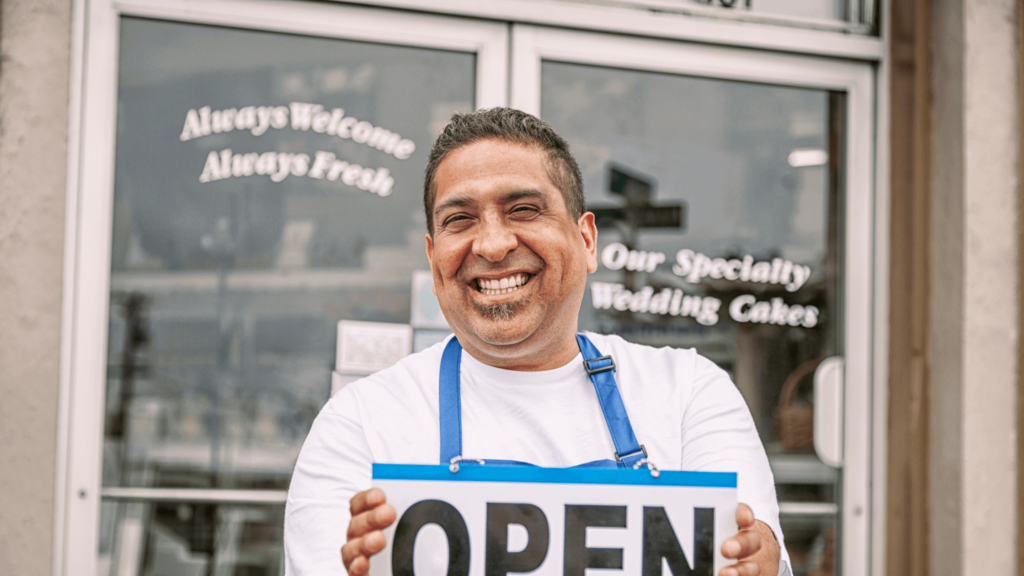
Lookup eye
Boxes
[509,204,540,218]
[441,213,473,230]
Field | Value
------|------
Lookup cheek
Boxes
[432,242,468,281]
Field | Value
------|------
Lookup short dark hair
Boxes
[423,107,584,236]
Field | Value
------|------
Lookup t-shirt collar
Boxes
[459,348,586,386]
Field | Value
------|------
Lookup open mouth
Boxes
[475,273,532,295]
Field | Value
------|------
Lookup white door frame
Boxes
[55,2,507,574]
[59,4,884,574]
[511,24,877,576]
[326,0,885,60]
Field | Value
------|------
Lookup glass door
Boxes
[65,5,876,575]
[512,26,874,576]
[66,2,507,575]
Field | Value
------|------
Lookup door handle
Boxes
[813,356,844,468]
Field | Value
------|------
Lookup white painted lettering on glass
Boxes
[179,102,416,160]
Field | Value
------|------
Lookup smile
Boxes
[475,273,532,295]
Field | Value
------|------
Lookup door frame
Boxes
[58,3,886,574]
[325,0,885,60]
[56,2,507,574]
[510,24,877,576]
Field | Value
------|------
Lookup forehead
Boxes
[434,139,556,202]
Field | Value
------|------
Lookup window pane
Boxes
[98,500,285,576]
[541,60,844,575]
[103,17,474,497]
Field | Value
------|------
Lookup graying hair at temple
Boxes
[422,107,585,236]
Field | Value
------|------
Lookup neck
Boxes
[457,332,581,371]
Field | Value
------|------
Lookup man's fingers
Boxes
[735,503,755,529]
[342,529,388,561]
[341,531,388,574]
[341,536,367,569]
[350,488,387,516]
[718,560,761,576]
[347,504,397,539]
[344,489,394,576]
[722,528,761,559]
[346,555,369,576]
[361,530,388,556]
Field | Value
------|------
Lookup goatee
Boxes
[475,296,530,321]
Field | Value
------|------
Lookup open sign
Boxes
[370,464,738,576]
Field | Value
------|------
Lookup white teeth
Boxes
[477,273,531,295]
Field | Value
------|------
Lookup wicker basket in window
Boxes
[775,358,824,451]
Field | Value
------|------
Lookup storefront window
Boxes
[541,61,845,576]
[99,16,475,575]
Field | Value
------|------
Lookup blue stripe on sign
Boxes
[372,464,736,488]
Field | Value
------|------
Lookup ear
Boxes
[578,212,598,273]
[425,233,438,295]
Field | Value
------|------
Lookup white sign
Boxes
[413,330,452,354]
[411,270,450,330]
[336,320,412,375]
[371,464,738,576]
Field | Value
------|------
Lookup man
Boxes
[285,108,790,576]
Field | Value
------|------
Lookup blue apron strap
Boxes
[438,334,647,469]
[439,337,463,464]
[576,334,647,469]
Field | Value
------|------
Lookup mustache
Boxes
[456,250,543,283]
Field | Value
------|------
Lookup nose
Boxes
[472,216,518,263]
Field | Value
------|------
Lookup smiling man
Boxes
[284,108,790,576]
[425,134,594,372]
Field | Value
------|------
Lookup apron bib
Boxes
[437,334,654,472]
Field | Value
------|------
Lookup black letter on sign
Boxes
[392,500,470,576]
[642,507,714,576]
[485,503,550,576]
[563,505,627,576]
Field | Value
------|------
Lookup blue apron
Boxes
[438,334,655,473]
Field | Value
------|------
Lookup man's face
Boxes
[425,139,597,368]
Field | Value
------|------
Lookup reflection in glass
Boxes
[98,501,285,576]
[683,0,848,21]
[541,61,844,575]
[100,16,475,575]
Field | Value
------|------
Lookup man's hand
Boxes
[342,488,397,576]
[719,503,781,576]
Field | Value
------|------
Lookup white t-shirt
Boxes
[285,332,791,575]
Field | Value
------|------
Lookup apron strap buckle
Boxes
[583,354,616,375]
[613,444,647,462]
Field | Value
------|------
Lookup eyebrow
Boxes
[433,196,471,216]
[502,189,545,203]
[433,190,546,217]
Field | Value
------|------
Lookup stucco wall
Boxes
[930,0,1019,574]
[0,0,72,574]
